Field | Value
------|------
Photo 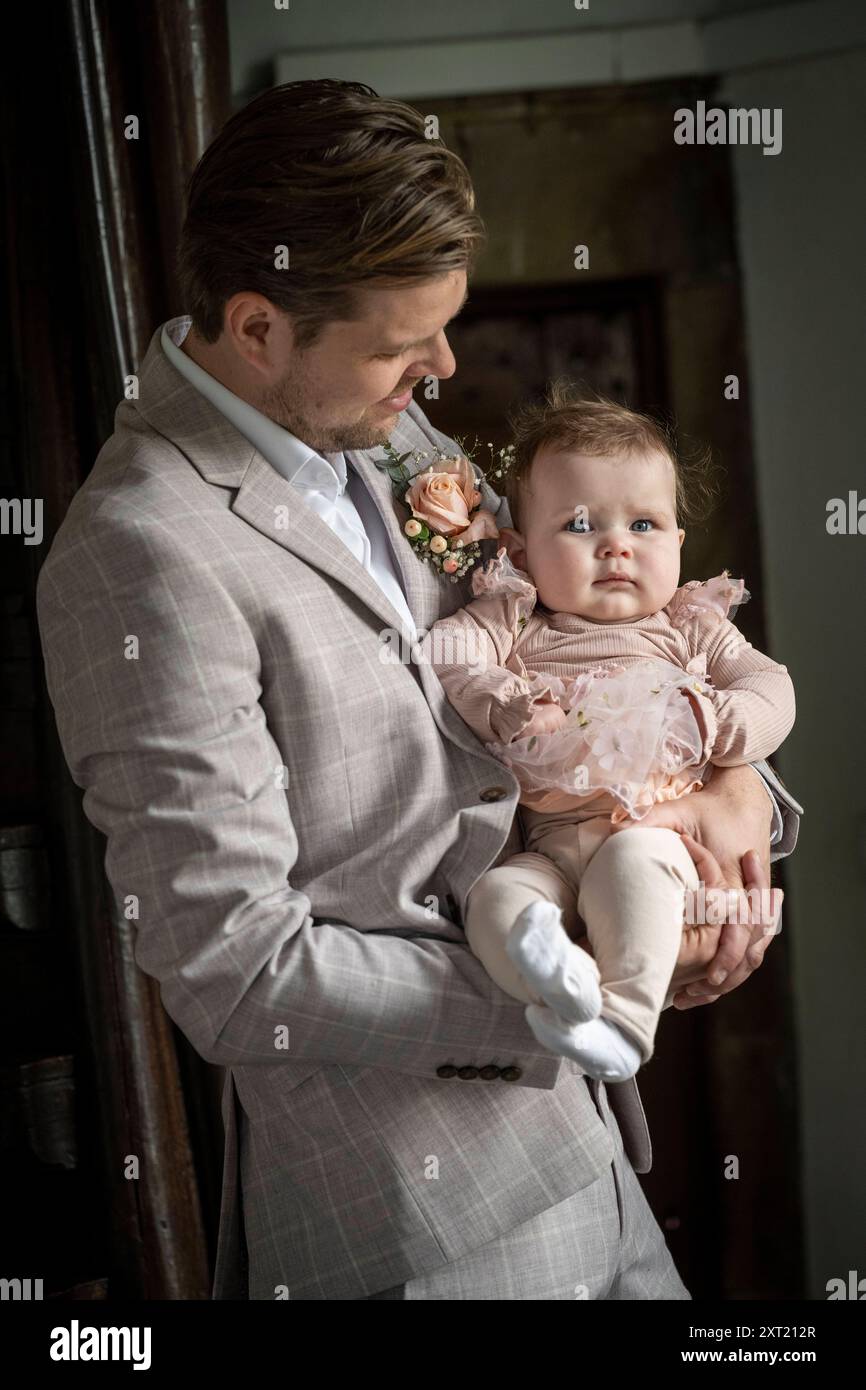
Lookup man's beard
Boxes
[258,372,395,453]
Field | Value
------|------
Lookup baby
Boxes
[422,388,795,1083]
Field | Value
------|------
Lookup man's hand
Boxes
[607,764,783,1008]
[665,833,782,1007]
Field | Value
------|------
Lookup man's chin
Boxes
[258,393,393,453]
[332,414,394,452]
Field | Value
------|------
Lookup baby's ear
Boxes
[497,527,528,571]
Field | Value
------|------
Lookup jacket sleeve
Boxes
[35,518,563,1089]
[683,618,796,767]
[422,596,564,745]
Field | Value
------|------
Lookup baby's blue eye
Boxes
[631,519,654,532]
[566,518,590,534]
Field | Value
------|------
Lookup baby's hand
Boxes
[518,701,568,741]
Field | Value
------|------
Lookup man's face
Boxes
[216,270,466,453]
[504,446,686,624]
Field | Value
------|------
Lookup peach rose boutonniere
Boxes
[373,439,516,581]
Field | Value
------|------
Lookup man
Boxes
[36,79,801,1300]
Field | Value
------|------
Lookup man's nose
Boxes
[415,332,456,382]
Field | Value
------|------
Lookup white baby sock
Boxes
[525,1004,643,1082]
[506,900,603,1025]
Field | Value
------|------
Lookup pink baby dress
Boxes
[473,549,751,823]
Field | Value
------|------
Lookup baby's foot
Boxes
[506,900,603,1025]
[525,1005,643,1082]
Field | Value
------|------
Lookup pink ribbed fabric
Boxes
[423,559,795,819]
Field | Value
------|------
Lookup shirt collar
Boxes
[160,315,348,498]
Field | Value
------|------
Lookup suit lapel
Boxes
[345,419,443,634]
[133,324,444,643]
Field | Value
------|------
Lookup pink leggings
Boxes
[464,816,699,1062]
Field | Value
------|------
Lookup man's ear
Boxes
[498,526,529,571]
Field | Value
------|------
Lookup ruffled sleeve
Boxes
[666,570,796,767]
[664,573,745,760]
[422,548,564,747]
[471,546,539,633]
[666,571,751,631]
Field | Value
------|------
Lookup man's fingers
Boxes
[746,931,775,970]
[679,835,784,983]
[705,917,753,984]
[688,935,772,999]
[749,887,784,956]
[671,813,782,1004]
[690,889,783,994]
[746,888,783,964]
[678,831,722,886]
[673,990,721,1010]
[766,885,784,930]
[741,847,772,896]
[678,833,746,980]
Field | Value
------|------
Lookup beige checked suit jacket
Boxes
[36,323,802,1300]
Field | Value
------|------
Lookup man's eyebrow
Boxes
[378,291,469,350]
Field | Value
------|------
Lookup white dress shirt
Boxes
[161,315,417,639]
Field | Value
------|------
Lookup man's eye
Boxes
[376,350,403,359]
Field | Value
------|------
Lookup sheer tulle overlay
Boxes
[486,658,712,822]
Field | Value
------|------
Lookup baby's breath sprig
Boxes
[453,435,518,487]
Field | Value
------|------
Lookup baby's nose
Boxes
[601,537,633,556]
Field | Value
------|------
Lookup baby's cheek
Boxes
[537,536,583,581]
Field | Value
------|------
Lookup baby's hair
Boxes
[502,378,722,535]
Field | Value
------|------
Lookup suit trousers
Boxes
[363,1077,691,1299]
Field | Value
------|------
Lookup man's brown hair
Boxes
[502,379,721,534]
[175,79,486,348]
